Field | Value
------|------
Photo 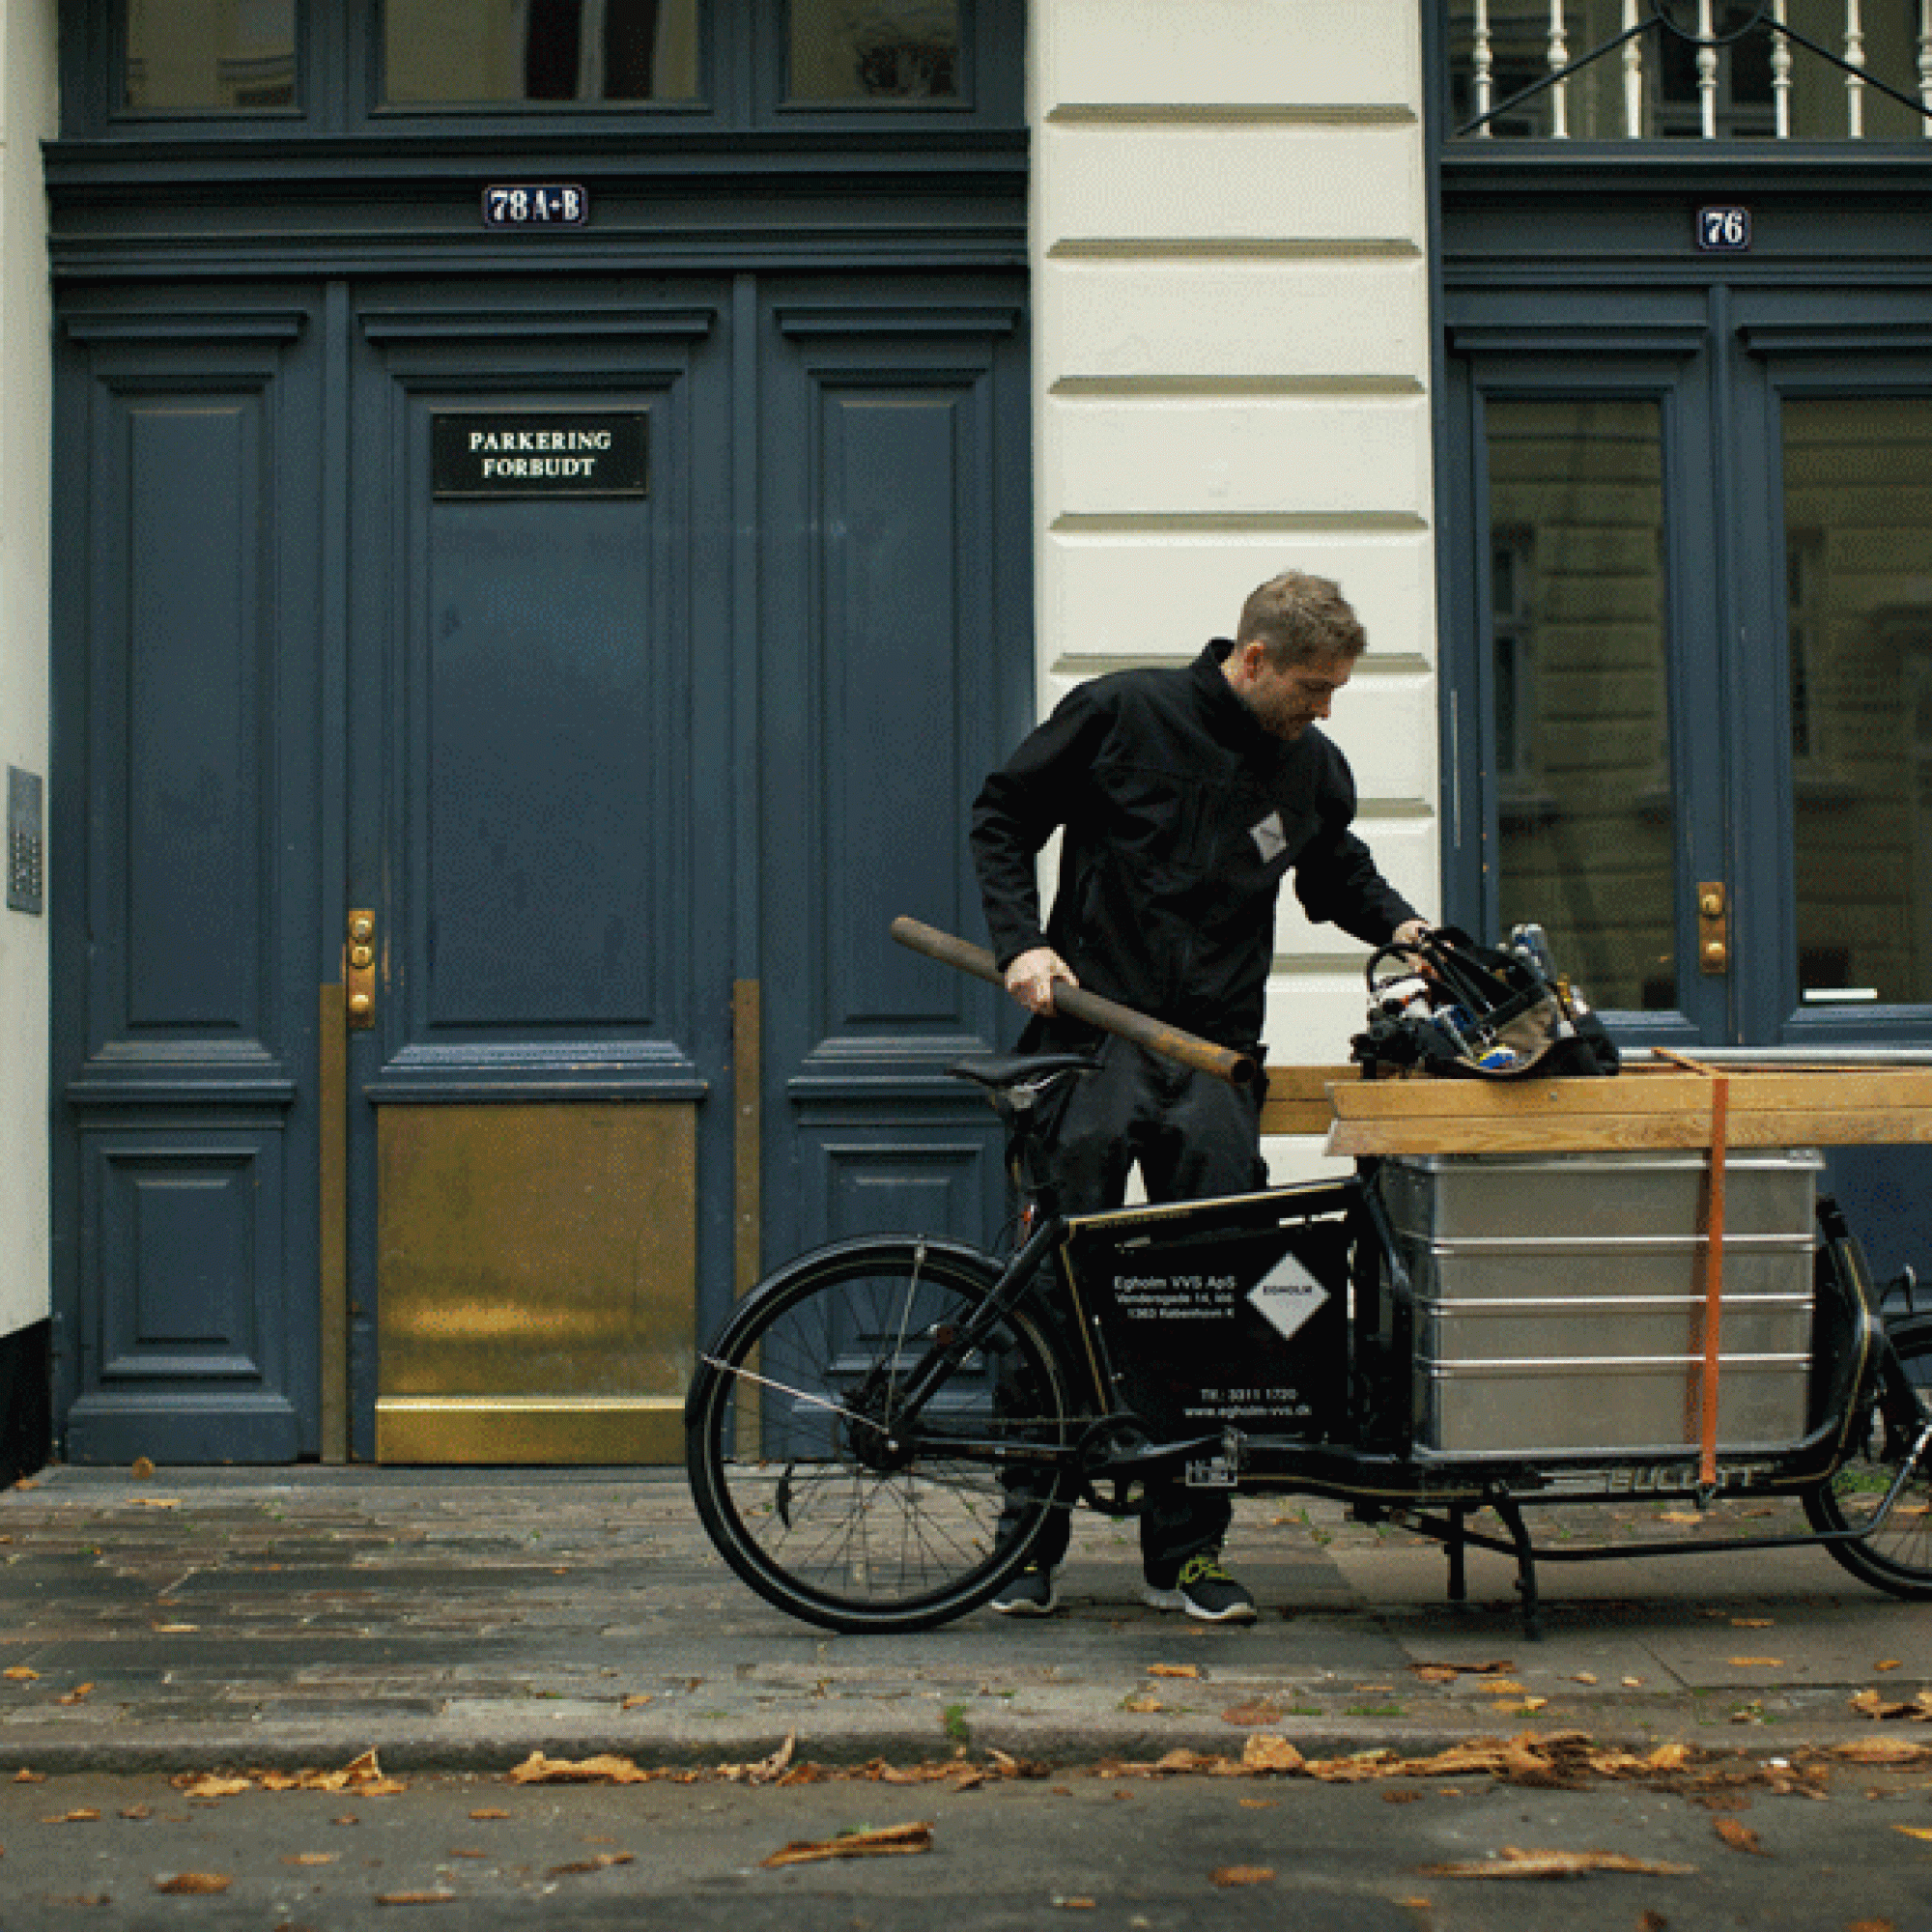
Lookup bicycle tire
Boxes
[685,1236,1078,1634]
[1804,1312,1932,1599]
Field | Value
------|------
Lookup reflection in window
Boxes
[125,0,295,111]
[790,0,960,99]
[1486,399,1675,1011]
[1785,398,1932,1008]
[384,0,699,104]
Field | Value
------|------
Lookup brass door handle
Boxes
[1697,882,1729,976]
[346,910,377,1025]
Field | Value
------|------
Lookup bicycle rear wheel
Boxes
[1805,1313,1932,1598]
[685,1237,1076,1634]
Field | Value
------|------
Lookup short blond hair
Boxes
[1236,572,1367,668]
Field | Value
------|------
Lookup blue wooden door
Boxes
[343,274,1028,1462]
[1443,282,1932,1278]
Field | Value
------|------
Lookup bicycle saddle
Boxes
[947,1052,1099,1093]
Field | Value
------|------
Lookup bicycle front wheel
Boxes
[685,1237,1077,1634]
[1805,1312,1932,1598]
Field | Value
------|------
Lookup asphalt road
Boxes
[3,1754,1932,1930]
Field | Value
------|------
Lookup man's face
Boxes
[1237,648,1353,740]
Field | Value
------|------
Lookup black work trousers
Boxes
[1006,1034,1266,1585]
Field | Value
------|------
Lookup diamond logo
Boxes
[1246,1253,1329,1343]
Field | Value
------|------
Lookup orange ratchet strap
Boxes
[1654,1049,1729,1489]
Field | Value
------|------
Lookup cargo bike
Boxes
[684,924,1932,1637]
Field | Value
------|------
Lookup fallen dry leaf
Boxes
[1837,1733,1932,1764]
[620,1693,653,1710]
[57,1685,96,1706]
[1731,1617,1775,1629]
[1149,1663,1200,1680]
[1728,1658,1784,1670]
[1419,1847,1695,1880]
[178,1776,251,1800]
[1892,1825,1932,1841]
[1622,1676,1645,1688]
[1219,1700,1285,1727]
[761,1822,933,1868]
[154,1873,232,1894]
[1877,1660,1904,1672]
[1568,1673,1598,1686]
[1209,1865,1275,1886]
[1240,1734,1304,1774]
[1714,1818,1768,1857]
[374,1890,457,1906]
[47,1809,101,1824]
[283,1853,338,1866]
[134,1498,181,1510]
[1411,1660,1515,1682]
[3,1668,38,1683]
[1050,1897,1096,1910]
[1122,1693,1163,1713]
[509,1751,652,1785]
[546,1852,636,1878]
[469,1808,510,1820]
[131,1457,154,1478]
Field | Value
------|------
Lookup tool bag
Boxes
[1350,923,1620,1081]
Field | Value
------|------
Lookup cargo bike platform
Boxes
[686,992,1932,1635]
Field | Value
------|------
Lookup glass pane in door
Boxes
[1784,398,1932,1009]
[1486,398,1676,1010]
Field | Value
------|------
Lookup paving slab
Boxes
[1,1467,1927,1776]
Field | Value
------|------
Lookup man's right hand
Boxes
[1005,947,1078,1017]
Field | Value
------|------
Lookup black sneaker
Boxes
[989,1563,1059,1616]
[1142,1552,1257,1624]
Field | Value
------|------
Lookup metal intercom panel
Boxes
[7,767,43,916]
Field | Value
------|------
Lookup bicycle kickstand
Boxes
[1488,1492,1543,1641]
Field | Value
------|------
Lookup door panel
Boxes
[754,291,1028,1278]
[55,302,324,1463]
[348,296,734,1463]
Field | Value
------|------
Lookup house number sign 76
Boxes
[1696,206,1751,252]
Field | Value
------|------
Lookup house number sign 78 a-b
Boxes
[483,185,588,227]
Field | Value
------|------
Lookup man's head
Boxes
[1224,571,1367,740]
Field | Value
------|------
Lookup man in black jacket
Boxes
[971,570,1428,1621]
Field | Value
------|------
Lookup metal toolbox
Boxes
[1377,1150,1821,1459]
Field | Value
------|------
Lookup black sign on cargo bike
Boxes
[682,916,1932,1637]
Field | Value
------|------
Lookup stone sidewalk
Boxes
[1,1466,1927,1776]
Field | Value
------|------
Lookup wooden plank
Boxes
[1332,1067,1932,1120]
[1259,1065,1358,1137]
[1326,1101,1932,1156]
[1260,1062,1932,1151]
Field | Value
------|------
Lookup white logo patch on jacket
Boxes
[1250,811,1287,863]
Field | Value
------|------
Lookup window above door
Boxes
[1444,0,1932,144]
[72,0,1013,134]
